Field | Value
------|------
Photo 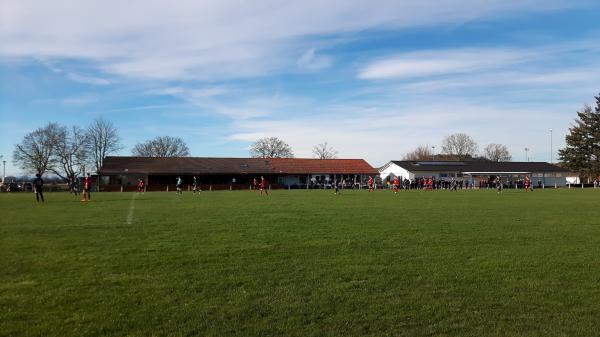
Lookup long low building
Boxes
[99,156,378,191]
[379,160,571,187]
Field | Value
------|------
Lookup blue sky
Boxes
[1,0,600,175]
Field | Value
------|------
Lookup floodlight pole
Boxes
[550,128,553,164]
[431,146,436,160]
[2,160,5,183]
[525,147,529,162]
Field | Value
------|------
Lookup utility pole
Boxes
[525,147,529,162]
[431,146,436,160]
[550,128,553,164]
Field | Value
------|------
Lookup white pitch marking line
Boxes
[126,193,138,225]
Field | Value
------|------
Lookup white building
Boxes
[379,160,571,187]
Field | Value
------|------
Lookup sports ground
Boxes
[1,189,599,336]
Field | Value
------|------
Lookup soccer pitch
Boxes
[1,189,599,336]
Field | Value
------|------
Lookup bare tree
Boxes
[51,126,89,180]
[85,118,122,173]
[441,133,478,159]
[483,143,512,162]
[312,141,338,159]
[250,137,294,158]
[132,136,190,157]
[403,145,434,160]
[12,123,62,175]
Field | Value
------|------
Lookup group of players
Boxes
[135,175,272,196]
[32,173,93,203]
[161,174,534,196]
[385,175,535,194]
[27,170,539,204]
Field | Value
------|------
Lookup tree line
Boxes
[248,137,338,160]
[13,119,121,180]
[13,92,599,180]
[12,119,338,179]
[403,133,512,162]
[12,118,193,179]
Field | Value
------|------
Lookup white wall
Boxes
[379,163,412,181]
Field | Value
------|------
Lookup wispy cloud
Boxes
[150,86,229,98]
[1,0,596,175]
[61,96,97,105]
[152,86,311,120]
[0,0,573,80]
[394,69,600,93]
[297,48,332,71]
[358,48,532,80]
[226,98,572,164]
[357,41,600,99]
[67,72,110,85]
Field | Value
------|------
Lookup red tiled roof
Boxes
[99,157,377,175]
[269,158,377,174]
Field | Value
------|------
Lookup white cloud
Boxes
[358,48,531,80]
[0,0,571,80]
[150,86,229,98]
[0,0,591,171]
[297,48,332,71]
[223,97,573,165]
[61,96,97,105]
[511,70,600,85]
[67,72,110,85]
[393,68,600,93]
[154,86,311,120]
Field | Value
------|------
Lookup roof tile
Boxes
[100,157,378,175]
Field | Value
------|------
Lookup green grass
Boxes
[1,188,600,336]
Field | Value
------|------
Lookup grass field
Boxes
[1,188,599,337]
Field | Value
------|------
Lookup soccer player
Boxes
[252,178,258,191]
[368,176,375,192]
[73,175,80,196]
[32,173,44,202]
[334,179,341,195]
[81,173,92,202]
[393,176,399,194]
[176,176,183,195]
[69,175,80,196]
[68,175,76,195]
[260,176,269,196]
[192,176,199,193]
[524,175,532,192]
[496,176,503,194]
[137,178,145,193]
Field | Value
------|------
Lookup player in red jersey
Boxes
[81,173,92,202]
[137,178,145,193]
[368,176,375,192]
[524,175,532,192]
[253,178,258,191]
[260,176,269,196]
[393,176,399,194]
[429,177,434,191]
